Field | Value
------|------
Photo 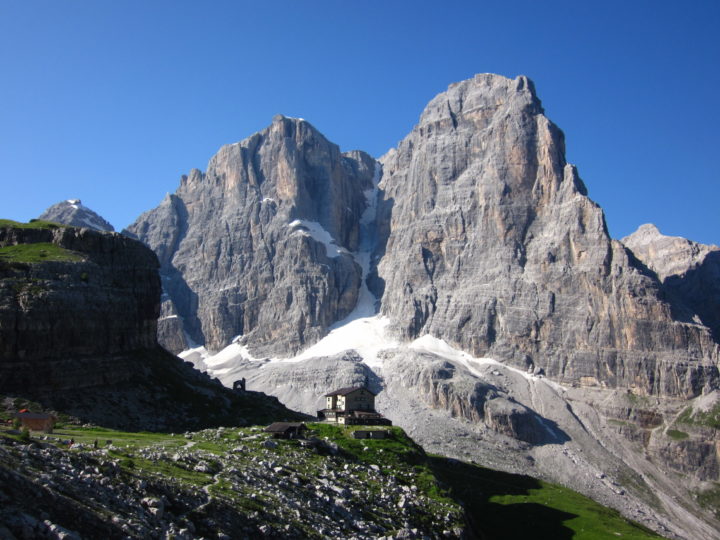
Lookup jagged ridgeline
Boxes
[0,220,301,430]
[374,74,719,397]
[128,75,718,398]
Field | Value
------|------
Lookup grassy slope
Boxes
[0,219,82,263]
[0,219,64,229]
[429,456,664,540]
[676,403,720,430]
[0,242,84,263]
[1,422,465,538]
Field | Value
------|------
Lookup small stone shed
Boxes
[345,410,392,426]
[15,412,56,433]
[264,422,308,439]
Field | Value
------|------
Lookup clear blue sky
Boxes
[1,1,718,244]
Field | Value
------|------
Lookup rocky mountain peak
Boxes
[622,223,719,281]
[374,72,718,397]
[120,74,720,537]
[129,73,720,397]
[127,116,377,354]
[38,199,114,232]
[419,73,543,130]
[623,223,720,343]
[632,222,662,237]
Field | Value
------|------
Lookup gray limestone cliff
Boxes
[127,75,720,398]
[38,199,115,232]
[373,74,719,398]
[126,116,376,355]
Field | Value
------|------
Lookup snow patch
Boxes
[178,345,210,371]
[410,335,527,381]
[287,220,350,258]
[289,315,397,367]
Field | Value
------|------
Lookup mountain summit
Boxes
[126,115,376,354]
[374,73,718,397]
[38,199,115,232]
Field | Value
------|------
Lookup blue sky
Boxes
[1,1,718,244]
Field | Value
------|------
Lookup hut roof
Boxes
[15,412,55,420]
[325,386,376,397]
[264,422,307,433]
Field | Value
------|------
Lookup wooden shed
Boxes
[15,412,56,433]
[264,422,308,439]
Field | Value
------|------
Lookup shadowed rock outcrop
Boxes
[623,223,720,342]
[0,222,302,430]
[0,224,160,378]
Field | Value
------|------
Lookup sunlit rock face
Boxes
[125,74,720,538]
[126,116,376,355]
[374,74,719,397]
[131,74,719,398]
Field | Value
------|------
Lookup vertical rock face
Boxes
[38,200,115,232]
[127,74,720,399]
[623,223,720,342]
[0,224,160,391]
[126,116,376,354]
[374,74,719,397]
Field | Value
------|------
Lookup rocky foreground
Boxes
[0,424,464,539]
[0,421,663,540]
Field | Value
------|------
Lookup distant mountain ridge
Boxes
[38,199,115,232]
[623,223,720,342]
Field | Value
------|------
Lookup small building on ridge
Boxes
[317,386,391,426]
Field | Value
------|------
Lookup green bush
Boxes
[667,429,689,440]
